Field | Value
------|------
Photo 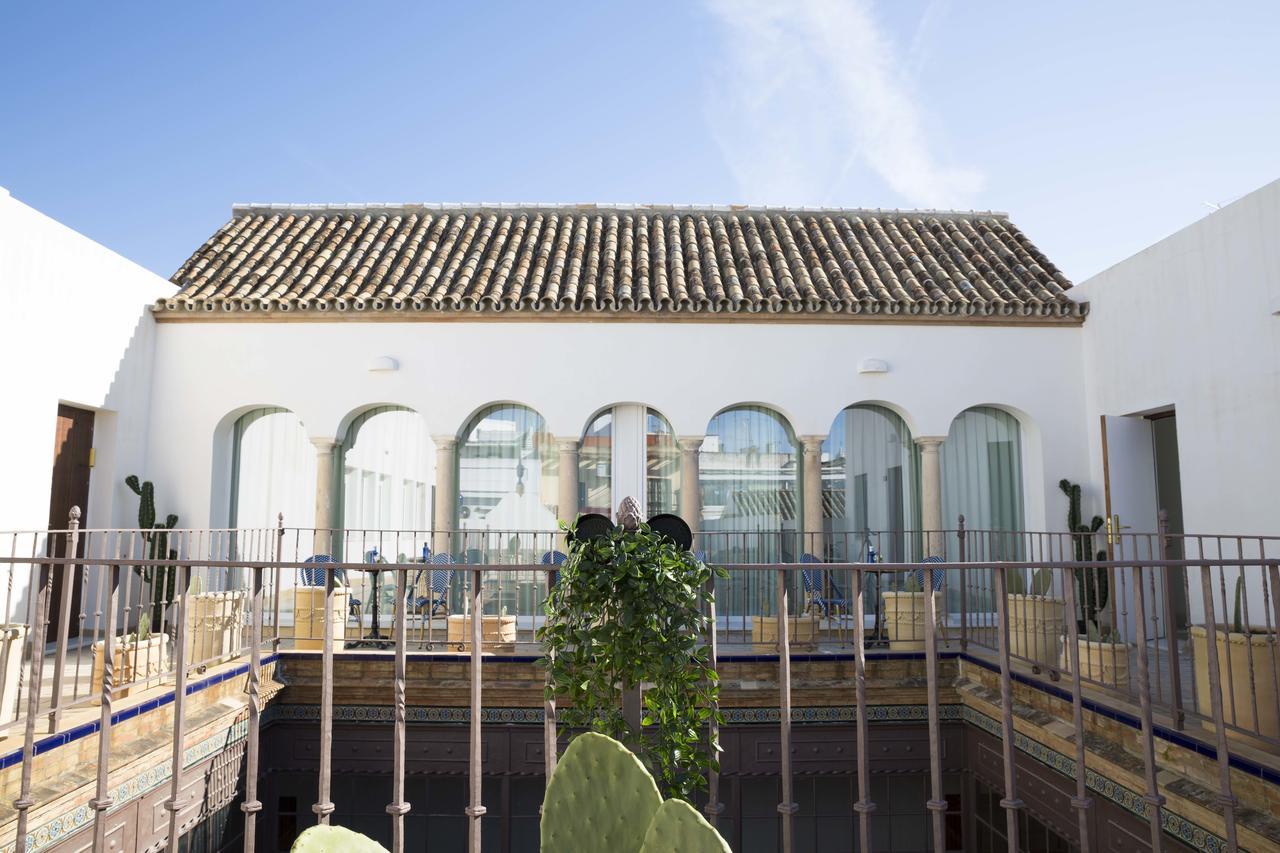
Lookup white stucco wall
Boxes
[0,189,172,619]
[143,319,1091,540]
[1074,178,1280,538]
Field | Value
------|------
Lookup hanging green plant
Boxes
[537,519,727,801]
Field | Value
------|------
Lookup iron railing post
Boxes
[48,507,81,731]
[923,566,946,852]
[993,565,1023,850]
[1158,510,1185,729]
[272,514,283,651]
[164,564,192,847]
[1060,566,1094,853]
[958,515,968,652]
[90,555,121,850]
[15,530,60,852]
[853,564,874,853]
[543,566,557,785]
[241,561,266,852]
[704,570,723,827]
[467,567,487,852]
[387,565,410,853]
[1131,565,1166,851]
[313,561,336,824]
[776,567,796,853]
[1197,564,1240,852]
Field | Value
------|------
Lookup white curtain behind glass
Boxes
[645,409,680,517]
[341,408,434,562]
[699,405,799,564]
[580,412,612,517]
[458,404,558,563]
[232,408,315,532]
[824,405,918,563]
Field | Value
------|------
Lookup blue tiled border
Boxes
[0,653,278,770]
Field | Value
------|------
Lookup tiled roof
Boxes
[161,204,1084,321]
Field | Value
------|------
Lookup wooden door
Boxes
[46,404,95,637]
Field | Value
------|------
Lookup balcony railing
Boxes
[1,514,1277,852]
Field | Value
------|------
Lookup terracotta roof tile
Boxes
[161,204,1084,321]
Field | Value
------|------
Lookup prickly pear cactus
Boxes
[541,732,662,853]
[290,824,387,852]
[639,799,731,852]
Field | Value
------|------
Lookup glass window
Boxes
[824,405,918,563]
[646,409,681,517]
[458,404,558,562]
[580,411,612,517]
[941,407,1025,550]
[699,405,799,564]
[231,407,315,531]
[339,406,434,561]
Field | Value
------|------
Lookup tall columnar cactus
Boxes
[126,475,180,628]
[1059,479,1108,629]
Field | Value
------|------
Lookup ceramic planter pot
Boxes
[448,614,517,648]
[1190,625,1280,740]
[0,624,29,725]
[1006,594,1066,667]
[882,591,941,651]
[183,590,248,666]
[1060,637,1129,690]
[91,633,171,700]
[751,615,819,650]
[292,587,349,651]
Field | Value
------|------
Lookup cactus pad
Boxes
[290,824,387,853]
[640,799,732,852]
[541,732,662,853]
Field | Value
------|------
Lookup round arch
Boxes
[940,405,1030,552]
[221,405,315,532]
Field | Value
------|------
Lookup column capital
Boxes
[677,436,704,453]
[431,434,459,449]
[914,435,946,450]
[310,436,338,453]
[556,437,580,454]
[799,434,825,453]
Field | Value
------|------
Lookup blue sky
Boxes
[2,1,1277,283]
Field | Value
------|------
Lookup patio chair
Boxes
[800,553,850,617]
[540,550,567,588]
[913,555,947,592]
[410,553,455,648]
[300,555,363,627]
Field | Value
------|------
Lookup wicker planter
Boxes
[448,614,517,649]
[1190,625,1280,740]
[184,591,248,666]
[1060,638,1129,690]
[751,616,819,650]
[1007,595,1066,667]
[1,624,28,725]
[91,634,170,700]
[292,587,348,651]
[882,591,941,650]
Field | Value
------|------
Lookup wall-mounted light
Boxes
[368,356,399,373]
[858,358,889,374]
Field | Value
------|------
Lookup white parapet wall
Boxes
[0,189,173,621]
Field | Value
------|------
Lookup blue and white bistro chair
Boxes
[410,553,455,648]
[300,554,363,628]
[799,553,850,617]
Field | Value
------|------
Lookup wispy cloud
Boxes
[703,0,981,207]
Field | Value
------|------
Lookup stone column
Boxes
[432,436,458,558]
[557,438,580,550]
[312,438,338,556]
[800,435,825,558]
[677,437,703,546]
[916,437,946,558]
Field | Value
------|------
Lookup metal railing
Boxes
[2,514,1277,853]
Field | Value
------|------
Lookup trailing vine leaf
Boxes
[538,519,727,801]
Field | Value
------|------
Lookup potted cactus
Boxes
[1064,619,1130,689]
[1190,573,1280,739]
[125,475,179,630]
[1006,567,1066,667]
[882,572,940,651]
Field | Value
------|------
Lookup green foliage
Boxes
[538,521,727,801]
[1085,619,1119,644]
[136,612,152,642]
[540,731,663,853]
[126,475,180,628]
[290,824,387,853]
[903,571,923,593]
[640,799,732,853]
[1059,479,1108,625]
